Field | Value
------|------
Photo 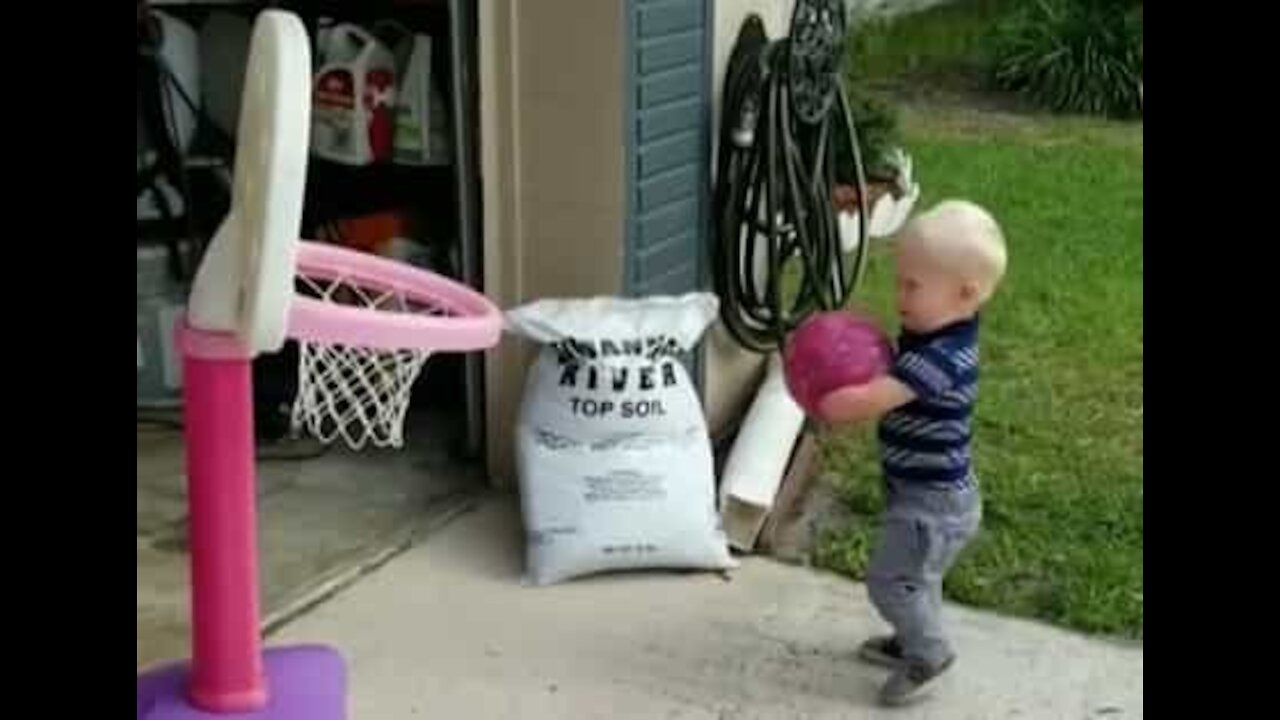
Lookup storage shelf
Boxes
[303,158,455,230]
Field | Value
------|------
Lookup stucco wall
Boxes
[480,0,627,487]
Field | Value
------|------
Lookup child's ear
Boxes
[959,280,980,302]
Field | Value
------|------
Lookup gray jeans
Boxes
[866,478,982,668]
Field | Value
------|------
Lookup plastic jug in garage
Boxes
[311,23,396,165]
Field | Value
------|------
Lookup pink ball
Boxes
[783,310,893,416]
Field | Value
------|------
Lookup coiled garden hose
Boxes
[712,1,870,353]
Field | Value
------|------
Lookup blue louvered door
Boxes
[624,0,711,298]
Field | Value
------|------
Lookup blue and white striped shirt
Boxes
[878,316,980,486]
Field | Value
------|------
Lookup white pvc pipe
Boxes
[718,353,806,551]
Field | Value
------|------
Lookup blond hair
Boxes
[897,200,1008,302]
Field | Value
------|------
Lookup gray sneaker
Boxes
[856,636,906,668]
[878,654,955,707]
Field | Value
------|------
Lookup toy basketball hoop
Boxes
[288,240,500,449]
[137,10,501,720]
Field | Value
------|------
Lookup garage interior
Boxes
[136,0,485,669]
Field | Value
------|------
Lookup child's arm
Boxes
[817,376,916,425]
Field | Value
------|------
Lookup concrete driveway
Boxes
[273,496,1142,719]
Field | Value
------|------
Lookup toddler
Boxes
[819,199,1007,707]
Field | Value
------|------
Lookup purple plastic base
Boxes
[137,645,346,720]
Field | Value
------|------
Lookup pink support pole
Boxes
[179,327,267,712]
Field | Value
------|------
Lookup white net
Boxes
[289,271,447,450]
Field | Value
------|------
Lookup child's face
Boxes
[894,244,978,333]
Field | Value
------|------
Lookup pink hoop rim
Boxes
[286,241,502,352]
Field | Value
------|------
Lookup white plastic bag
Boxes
[507,294,735,585]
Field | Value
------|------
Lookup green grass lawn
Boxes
[812,106,1144,639]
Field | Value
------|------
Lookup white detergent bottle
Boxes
[371,21,452,167]
[393,33,452,167]
[311,24,397,165]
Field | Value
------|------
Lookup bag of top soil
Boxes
[506,293,736,585]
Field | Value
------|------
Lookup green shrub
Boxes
[992,0,1143,118]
